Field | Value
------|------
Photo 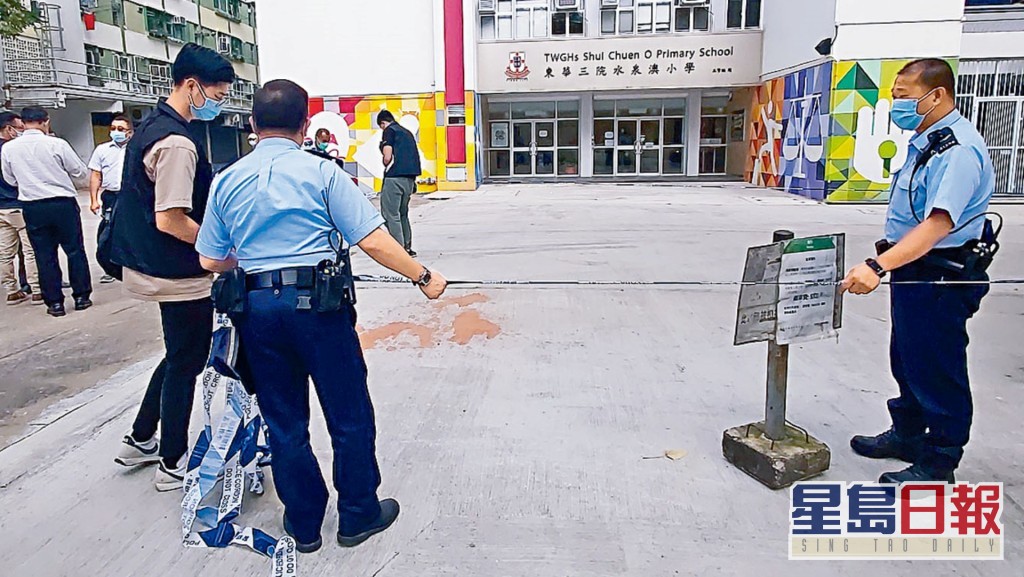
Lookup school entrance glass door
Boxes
[593,98,687,177]
[612,119,662,175]
[512,120,556,176]
[485,100,581,178]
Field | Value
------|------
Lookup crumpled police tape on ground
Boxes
[180,315,298,577]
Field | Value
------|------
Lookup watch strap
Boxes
[865,258,887,278]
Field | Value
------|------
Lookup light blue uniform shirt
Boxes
[197,138,385,274]
[885,110,995,248]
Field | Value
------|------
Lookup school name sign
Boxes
[478,32,763,93]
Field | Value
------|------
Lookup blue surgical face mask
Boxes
[110,131,128,144]
[189,82,226,122]
[891,89,938,131]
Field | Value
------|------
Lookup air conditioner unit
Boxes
[217,36,231,54]
[479,0,496,13]
[677,0,709,5]
[602,0,619,7]
[170,15,187,25]
[553,0,580,9]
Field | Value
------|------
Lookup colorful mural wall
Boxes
[748,59,957,203]
[307,92,478,195]
[746,62,831,200]
[826,60,914,202]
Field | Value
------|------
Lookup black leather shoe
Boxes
[337,498,400,548]
[74,297,93,311]
[406,249,417,257]
[47,303,67,318]
[879,464,955,484]
[850,429,919,462]
[283,513,323,554]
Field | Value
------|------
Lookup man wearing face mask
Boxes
[89,115,133,284]
[111,43,235,491]
[842,59,995,484]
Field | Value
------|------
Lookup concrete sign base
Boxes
[722,422,831,490]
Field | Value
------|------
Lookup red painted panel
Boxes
[337,97,364,114]
[443,0,465,106]
[447,126,466,164]
[308,97,325,116]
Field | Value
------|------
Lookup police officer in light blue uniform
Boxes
[843,59,995,484]
[196,80,448,553]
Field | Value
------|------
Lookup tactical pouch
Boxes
[315,259,347,313]
[212,267,247,315]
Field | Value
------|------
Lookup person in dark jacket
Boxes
[110,43,235,492]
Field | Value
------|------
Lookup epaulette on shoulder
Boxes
[305,148,345,168]
[929,127,959,155]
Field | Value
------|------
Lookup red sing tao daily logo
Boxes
[506,51,530,81]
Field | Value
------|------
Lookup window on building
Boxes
[674,5,709,31]
[480,0,583,40]
[95,0,125,27]
[726,0,761,29]
[603,0,708,35]
[551,9,584,36]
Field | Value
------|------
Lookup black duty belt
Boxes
[245,267,317,291]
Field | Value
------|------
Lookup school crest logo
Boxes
[506,51,530,81]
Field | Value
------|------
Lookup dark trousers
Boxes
[888,261,988,473]
[131,298,214,467]
[233,286,381,543]
[22,197,92,305]
[100,191,117,222]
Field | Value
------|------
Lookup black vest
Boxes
[111,101,212,279]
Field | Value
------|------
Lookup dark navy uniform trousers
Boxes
[233,286,382,543]
[888,260,988,474]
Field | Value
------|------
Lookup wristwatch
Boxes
[864,258,887,279]
[414,267,432,287]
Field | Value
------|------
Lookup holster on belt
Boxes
[314,247,356,313]
[212,267,247,315]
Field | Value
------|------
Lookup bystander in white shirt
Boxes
[0,129,88,201]
[88,139,127,192]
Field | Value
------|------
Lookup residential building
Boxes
[255,0,1022,201]
[0,0,261,168]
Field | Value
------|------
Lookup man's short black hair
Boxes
[898,58,956,97]
[172,43,236,86]
[253,79,309,132]
[377,110,396,125]
[0,111,21,129]
[112,114,132,127]
[20,107,49,124]
[316,128,330,139]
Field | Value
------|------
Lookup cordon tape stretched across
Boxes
[353,275,1024,287]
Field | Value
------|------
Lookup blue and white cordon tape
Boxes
[180,315,298,577]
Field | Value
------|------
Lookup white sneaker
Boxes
[154,458,186,492]
[114,434,161,467]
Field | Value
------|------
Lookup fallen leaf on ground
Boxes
[665,449,687,461]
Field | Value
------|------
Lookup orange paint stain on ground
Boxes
[358,322,436,350]
[450,310,501,345]
[434,293,490,309]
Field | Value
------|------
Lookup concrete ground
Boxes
[0,183,1021,576]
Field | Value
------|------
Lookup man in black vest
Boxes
[110,43,235,491]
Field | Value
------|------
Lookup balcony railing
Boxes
[3,36,255,111]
